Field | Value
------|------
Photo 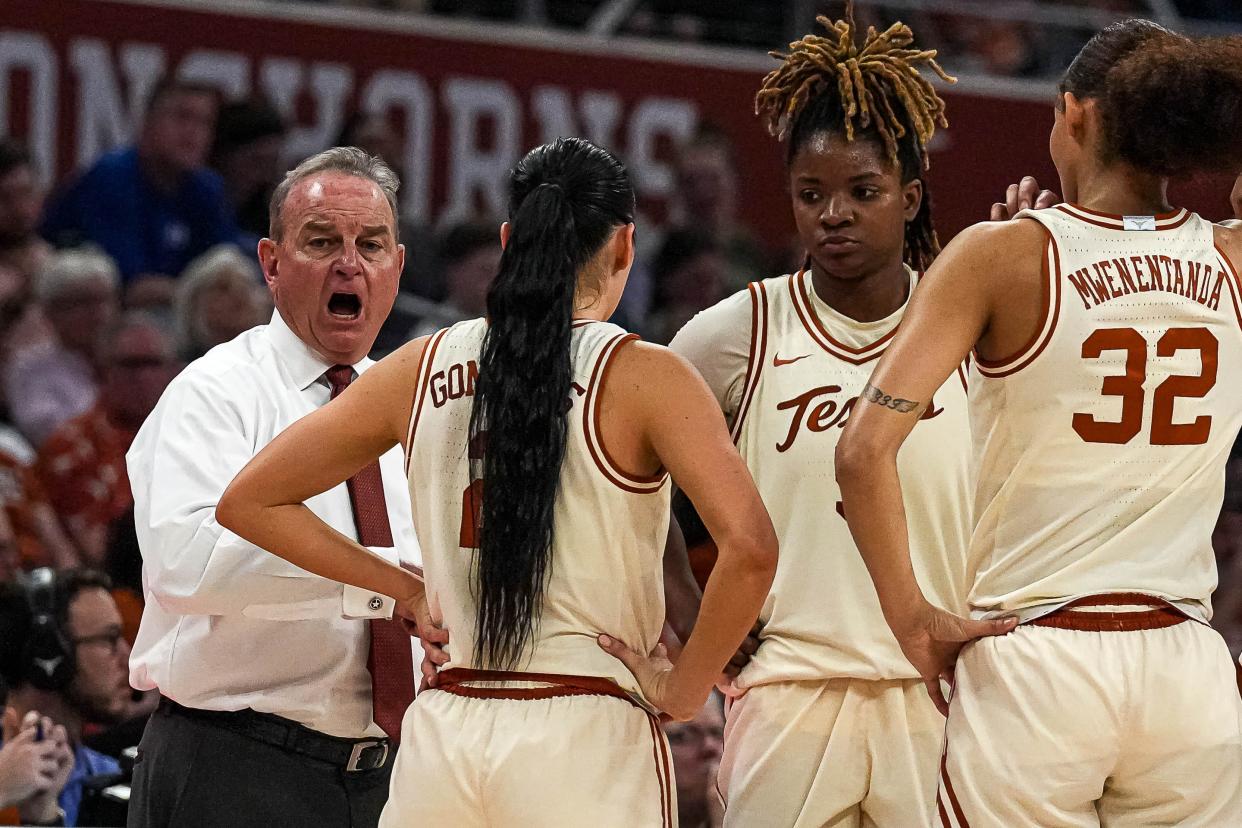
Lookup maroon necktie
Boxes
[326,365,416,743]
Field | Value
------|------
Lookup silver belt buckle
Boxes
[346,739,389,772]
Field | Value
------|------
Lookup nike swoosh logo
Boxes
[773,353,810,367]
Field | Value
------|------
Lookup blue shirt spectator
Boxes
[62,741,122,826]
[41,78,240,282]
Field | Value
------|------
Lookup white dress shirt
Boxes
[127,312,422,739]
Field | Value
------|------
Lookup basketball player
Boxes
[216,137,778,827]
[667,9,1019,826]
[838,20,1242,826]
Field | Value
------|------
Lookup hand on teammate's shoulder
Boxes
[990,175,1061,222]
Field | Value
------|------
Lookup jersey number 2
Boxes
[1072,326,1218,446]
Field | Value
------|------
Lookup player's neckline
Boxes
[1065,203,1184,221]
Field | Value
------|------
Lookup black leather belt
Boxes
[157,696,390,772]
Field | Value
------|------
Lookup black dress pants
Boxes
[126,703,393,828]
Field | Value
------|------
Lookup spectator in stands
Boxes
[647,229,727,345]
[0,261,52,385]
[0,569,129,826]
[668,125,770,297]
[407,221,499,338]
[41,77,240,283]
[211,99,287,242]
[666,694,725,828]
[0,140,51,284]
[121,276,179,338]
[37,315,179,566]
[0,443,80,577]
[0,144,56,385]
[4,249,119,446]
[173,245,268,361]
[0,702,74,828]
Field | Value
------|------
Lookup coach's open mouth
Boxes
[328,292,362,320]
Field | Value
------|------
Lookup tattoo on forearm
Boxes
[861,383,921,414]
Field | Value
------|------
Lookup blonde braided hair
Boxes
[755,2,955,268]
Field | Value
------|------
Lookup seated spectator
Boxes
[41,77,240,283]
[668,125,770,296]
[173,245,267,361]
[4,249,119,446]
[0,140,51,285]
[0,141,55,367]
[0,702,74,827]
[37,315,179,566]
[121,276,178,331]
[0,261,52,375]
[408,221,499,339]
[647,230,727,344]
[0,569,129,826]
[0,444,80,577]
[665,693,725,828]
[210,99,287,242]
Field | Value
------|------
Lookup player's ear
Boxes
[611,223,636,277]
[902,178,924,223]
[1063,92,1090,144]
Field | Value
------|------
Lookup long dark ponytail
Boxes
[468,137,634,670]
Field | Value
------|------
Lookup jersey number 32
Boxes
[1073,326,1217,446]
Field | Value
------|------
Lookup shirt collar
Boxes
[265,310,374,391]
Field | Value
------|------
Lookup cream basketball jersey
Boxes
[725,268,972,686]
[969,205,1242,621]
[404,318,670,701]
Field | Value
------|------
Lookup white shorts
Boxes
[939,605,1242,827]
[378,670,676,827]
[718,677,943,828]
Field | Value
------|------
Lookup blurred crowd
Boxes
[298,1,1242,78]
[3,4,1242,826]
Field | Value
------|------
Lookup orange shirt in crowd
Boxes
[0,449,56,577]
[36,403,134,564]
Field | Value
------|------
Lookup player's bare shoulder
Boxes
[605,339,702,396]
[937,217,1048,284]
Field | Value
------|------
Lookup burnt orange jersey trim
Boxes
[582,332,668,494]
[975,230,1062,378]
[403,327,450,474]
[731,281,769,443]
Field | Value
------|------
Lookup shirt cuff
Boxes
[341,547,402,619]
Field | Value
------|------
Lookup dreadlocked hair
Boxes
[754,1,954,271]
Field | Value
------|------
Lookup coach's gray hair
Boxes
[268,146,401,241]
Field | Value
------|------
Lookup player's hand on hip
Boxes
[894,603,1017,717]
[990,175,1060,221]
[597,634,698,721]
